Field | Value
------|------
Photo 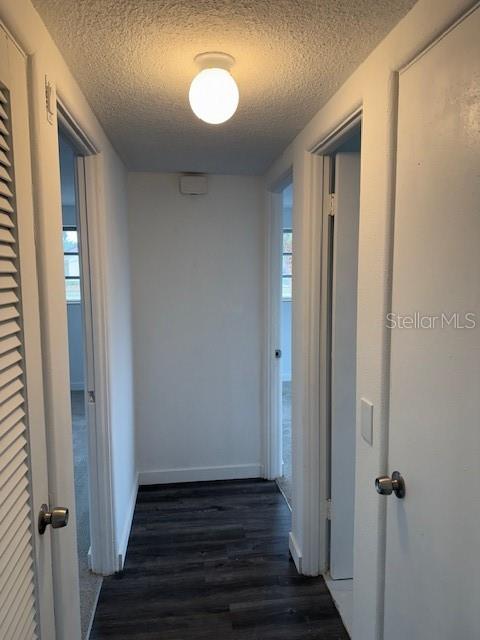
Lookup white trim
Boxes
[296,150,325,576]
[79,152,117,575]
[138,464,263,485]
[310,109,362,155]
[288,531,303,573]
[264,191,283,480]
[117,474,138,570]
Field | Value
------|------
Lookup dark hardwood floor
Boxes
[91,479,348,639]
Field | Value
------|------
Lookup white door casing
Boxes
[330,152,360,580]
[0,27,55,639]
[265,191,284,481]
[384,6,480,639]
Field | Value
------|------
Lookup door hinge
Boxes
[45,76,55,125]
[326,498,332,520]
[88,390,96,404]
[328,193,336,217]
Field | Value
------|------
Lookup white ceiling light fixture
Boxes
[189,52,239,125]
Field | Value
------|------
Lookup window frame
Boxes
[63,225,81,303]
[282,227,292,300]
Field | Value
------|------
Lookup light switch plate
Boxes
[361,398,373,445]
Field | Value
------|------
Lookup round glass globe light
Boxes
[189,67,239,124]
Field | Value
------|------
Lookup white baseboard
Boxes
[289,531,303,573]
[138,464,263,485]
[117,473,138,571]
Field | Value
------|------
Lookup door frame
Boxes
[309,110,363,576]
[57,101,117,577]
[264,168,292,481]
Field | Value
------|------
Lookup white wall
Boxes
[128,173,264,483]
[66,304,84,389]
[0,3,136,630]
[264,0,475,638]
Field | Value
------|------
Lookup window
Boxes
[282,229,292,300]
[63,227,81,302]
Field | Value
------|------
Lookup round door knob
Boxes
[38,504,69,535]
[375,471,405,499]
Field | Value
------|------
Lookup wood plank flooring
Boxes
[91,479,348,639]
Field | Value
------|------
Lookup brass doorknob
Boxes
[375,471,406,499]
[38,504,69,535]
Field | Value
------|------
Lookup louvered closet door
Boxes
[0,28,55,640]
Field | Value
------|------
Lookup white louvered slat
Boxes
[0,180,12,197]
[0,458,28,503]
[0,524,32,584]
[0,79,39,640]
[0,214,15,230]
[0,227,14,242]
[0,409,25,440]
[0,477,28,527]
[0,291,18,307]
[0,305,19,322]
[0,276,17,290]
[0,320,20,339]
[12,607,36,640]
[0,556,32,626]
[0,511,29,570]
[0,421,25,457]
[0,392,23,422]
[0,378,23,405]
[0,504,31,574]
[0,497,28,542]
[0,554,31,620]
[0,364,22,389]
[0,351,21,376]
[0,350,21,373]
[0,335,21,356]
[0,165,11,182]
[0,150,10,167]
[0,196,13,214]
[15,618,36,640]
[2,573,35,637]
[0,537,30,597]
[0,319,20,338]
[0,441,27,485]
[0,244,16,259]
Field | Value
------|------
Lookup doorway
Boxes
[276,183,293,505]
[58,131,102,637]
[323,127,361,636]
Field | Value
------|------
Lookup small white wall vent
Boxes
[179,174,208,195]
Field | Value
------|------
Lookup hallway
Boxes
[91,480,348,639]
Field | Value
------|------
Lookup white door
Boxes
[384,7,480,639]
[0,28,56,638]
[330,152,360,579]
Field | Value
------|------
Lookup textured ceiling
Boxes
[33,0,417,174]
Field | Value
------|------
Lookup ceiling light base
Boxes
[194,52,235,70]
